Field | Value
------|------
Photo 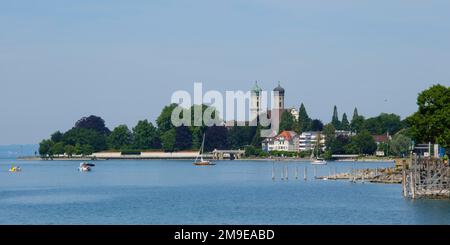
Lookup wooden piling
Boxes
[304,166,307,181]
[402,161,407,197]
[272,162,275,181]
[281,164,284,181]
[285,165,288,180]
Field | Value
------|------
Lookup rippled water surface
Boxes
[0,159,449,224]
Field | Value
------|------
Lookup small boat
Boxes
[312,158,327,165]
[78,162,94,172]
[193,133,215,166]
[9,165,21,172]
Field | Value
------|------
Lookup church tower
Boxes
[250,81,262,123]
[273,81,285,123]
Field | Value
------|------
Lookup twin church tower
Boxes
[250,81,285,123]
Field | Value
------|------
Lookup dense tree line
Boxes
[39,84,447,158]
[38,105,261,157]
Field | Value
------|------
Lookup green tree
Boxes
[323,123,336,152]
[81,144,94,155]
[156,104,178,133]
[352,130,377,155]
[63,127,107,152]
[75,115,110,134]
[227,125,256,149]
[191,126,203,149]
[351,107,365,133]
[331,105,341,129]
[51,142,65,155]
[364,113,404,135]
[352,107,359,119]
[389,134,411,156]
[279,111,295,132]
[244,145,265,157]
[204,126,229,152]
[74,143,83,155]
[298,103,312,132]
[51,131,63,143]
[251,124,264,147]
[107,125,133,150]
[161,128,176,152]
[406,84,450,154]
[64,145,75,157]
[188,104,214,149]
[39,139,54,157]
[132,120,160,149]
[174,125,193,151]
[310,119,324,132]
[341,113,350,131]
[330,135,351,154]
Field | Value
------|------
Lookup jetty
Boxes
[402,157,450,199]
[316,168,402,184]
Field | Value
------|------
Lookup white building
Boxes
[299,131,325,152]
[262,131,299,152]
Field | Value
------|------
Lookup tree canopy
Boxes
[279,110,296,132]
[75,115,110,134]
[406,84,450,151]
[132,120,160,150]
[341,113,350,131]
[364,113,404,135]
[107,125,133,150]
[331,105,341,129]
[298,103,312,132]
[310,119,324,132]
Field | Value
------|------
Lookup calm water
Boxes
[0,159,449,224]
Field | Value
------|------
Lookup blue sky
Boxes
[1,0,449,144]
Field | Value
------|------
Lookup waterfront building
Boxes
[262,131,299,152]
[299,131,326,152]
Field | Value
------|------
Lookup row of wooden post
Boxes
[272,163,321,181]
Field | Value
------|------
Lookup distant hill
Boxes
[0,144,38,158]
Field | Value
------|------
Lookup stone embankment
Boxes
[317,168,402,184]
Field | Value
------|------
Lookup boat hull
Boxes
[193,161,216,166]
[78,166,91,172]
[311,161,327,165]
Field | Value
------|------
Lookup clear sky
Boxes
[1,0,449,145]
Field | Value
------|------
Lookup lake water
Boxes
[0,159,449,224]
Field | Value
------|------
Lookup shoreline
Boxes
[16,156,396,163]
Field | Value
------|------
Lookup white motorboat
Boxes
[78,162,95,172]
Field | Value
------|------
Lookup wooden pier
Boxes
[403,157,450,199]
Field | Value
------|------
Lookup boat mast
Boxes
[200,133,206,161]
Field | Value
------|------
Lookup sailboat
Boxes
[193,133,215,166]
[311,133,327,165]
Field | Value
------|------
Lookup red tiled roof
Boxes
[277,131,297,140]
[373,135,388,143]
